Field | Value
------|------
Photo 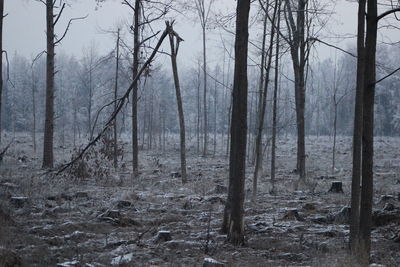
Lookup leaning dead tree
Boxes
[57,24,185,179]
[167,21,187,184]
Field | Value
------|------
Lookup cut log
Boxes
[328,181,343,193]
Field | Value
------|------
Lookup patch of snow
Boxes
[111,253,134,265]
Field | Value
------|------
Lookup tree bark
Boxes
[167,22,187,184]
[359,0,377,261]
[285,0,307,179]
[271,0,281,186]
[42,0,55,168]
[202,25,208,157]
[0,0,3,146]
[350,0,365,253]
[221,0,250,245]
[113,29,120,169]
[31,65,37,153]
[131,0,141,177]
[253,0,278,202]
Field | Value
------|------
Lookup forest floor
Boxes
[0,134,400,266]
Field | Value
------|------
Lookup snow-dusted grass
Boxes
[0,133,399,266]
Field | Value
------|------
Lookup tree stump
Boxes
[203,258,225,267]
[155,231,172,242]
[328,181,343,193]
[10,196,29,208]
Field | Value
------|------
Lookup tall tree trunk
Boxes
[253,1,278,202]
[213,75,217,156]
[271,0,281,186]
[167,22,187,184]
[332,101,337,173]
[221,0,250,245]
[43,0,55,168]
[359,0,377,260]
[285,0,307,180]
[350,0,365,255]
[0,0,3,146]
[88,64,93,138]
[202,26,208,157]
[113,29,120,169]
[131,0,141,177]
[31,67,37,153]
[197,63,201,153]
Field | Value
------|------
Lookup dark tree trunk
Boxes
[202,26,208,157]
[43,0,55,168]
[359,0,377,260]
[221,0,250,245]
[113,29,120,169]
[213,74,217,156]
[285,0,307,179]
[253,0,278,202]
[131,0,141,177]
[350,0,365,253]
[271,0,281,186]
[31,68,37,153]
[0,0,3,146]
[167,22,187,184]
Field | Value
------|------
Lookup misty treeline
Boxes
[3,43,400,148]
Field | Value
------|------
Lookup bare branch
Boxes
[54,15,88,45]
[307,37,356,58]
[53,2,66,26]
[377,8,400,21]
[374,65,400,85]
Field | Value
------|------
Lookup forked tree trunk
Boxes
[271,0,282,186]
[221,0,250,245]
[285,0,307,179]
[253,1,278,202]
[167,22,187,184]
[131,0,141,177]
[42,0,55,168]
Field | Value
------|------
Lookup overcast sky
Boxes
[4,0,400,69]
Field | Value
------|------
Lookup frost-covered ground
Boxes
[1,134,400,266]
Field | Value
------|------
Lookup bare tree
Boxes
[121,0,170,177]
[190,0,215,156]
[350,0,400,262]
[167,21,187,184]
[284,0,309,179]
[253,0,279,202]
[113,29,120,169]
[271,0,282,188]
[39,0,85,168]
[41,0,59,168]
[221,0,250,245]
[129,0,141,177]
